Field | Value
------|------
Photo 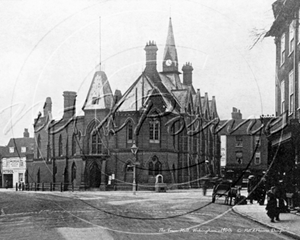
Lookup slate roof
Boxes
[83,71,114,110]
[3,137,35,158]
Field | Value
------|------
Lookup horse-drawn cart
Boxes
[212,180,241,205]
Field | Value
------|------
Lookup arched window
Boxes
[72,134,76,156]
[127,121,133,142]
[148,156,162,176]
[71,162,76,182]
[126,162,133,172]
[58,135,63,156]
[148,162,153,175]
[37,168,40,183]
[37,135,41,159]
[154,160,162,176]
[91,131,103,154]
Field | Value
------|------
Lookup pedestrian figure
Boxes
[202,180,208,196]
[18,181,22,191]
[247,175,256,204]
[277,180,290,213]
[256,177,266,205]
[266,186,280,222]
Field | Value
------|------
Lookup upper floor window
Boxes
[37,135,41,159]
[289,70,294,114]
[9,147,14,153]
[235,136,243,147]
[72,134,76,156]
[91,131,102,154]
[289,21,295,54]
[127,121,133,143]
[236,151,243,164]
[20,161,24,167]
[149,119,160,143]
[21,147,26,153]
[281,80,285,114]
[58,135,63,156]
[298,9,300,43]
[255,152,261,165]
[281,33,286,65]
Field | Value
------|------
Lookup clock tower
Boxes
[162,18,179,73]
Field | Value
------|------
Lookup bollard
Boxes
[42,183,44,191]
[35,182,37,191]
[16,183,18,191]
[60,182,63,192]
[53,183,55,191]
[72,182,74,192]
[50,182,52,191]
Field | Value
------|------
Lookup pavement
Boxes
[233,195,300,240]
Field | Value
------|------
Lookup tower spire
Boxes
[163,17,179,73]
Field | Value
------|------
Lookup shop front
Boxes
[267,114,300,209]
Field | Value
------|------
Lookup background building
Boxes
[265,0,300,192]
[1,129,34,188]
[218,108,269,185]
[27,19,220,190]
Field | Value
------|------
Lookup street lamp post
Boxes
[131,142,138,195]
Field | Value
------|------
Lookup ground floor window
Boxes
[19,173,23,182]
[148,156,162,176]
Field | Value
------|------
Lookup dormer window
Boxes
[21,147,26,153]
[9,147,14,153]
[92,97,99,105]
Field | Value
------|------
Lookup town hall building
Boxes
[26,19,220,190]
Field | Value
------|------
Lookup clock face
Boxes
[166,59,172,66]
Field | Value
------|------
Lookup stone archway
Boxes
[85,160,102,188]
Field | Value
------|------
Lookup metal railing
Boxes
[15,182,87,192]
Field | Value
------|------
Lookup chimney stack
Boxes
[144,41,158,75]
[23,128,29,138]
[63,91,77,119]
[231,107,242,119]
[182,62,193,86]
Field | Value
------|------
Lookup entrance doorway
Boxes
[88,161,102,188]
[3,174,13,188]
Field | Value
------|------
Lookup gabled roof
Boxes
[209,96,219,119]
[83,71,114,111]
[159,73,182,90]
[113,71,180,114]
[194,89,203,116]
[171,89,188,112]
[202,93,210,120]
